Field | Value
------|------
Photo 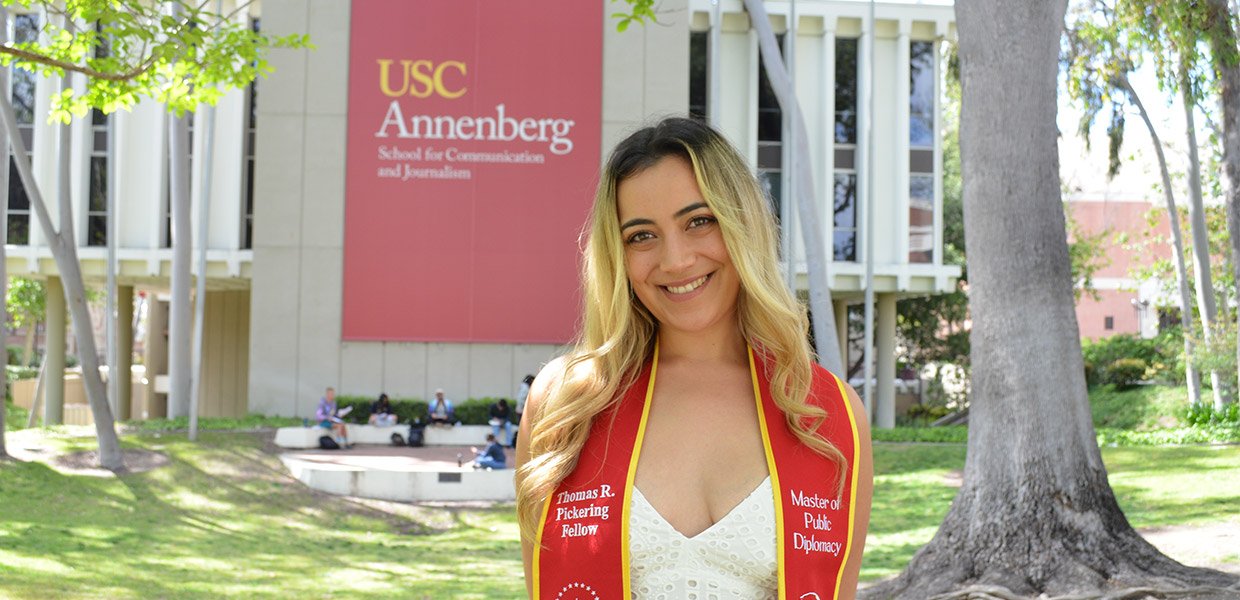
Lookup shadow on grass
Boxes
[0,432,525,600]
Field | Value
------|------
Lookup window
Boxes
[87,24,111,247]
[87,109,109,246]
[757,34,785,226]
[908,40,936,264]
[7,13,39,245]
[834,38,858,262]
[833,173,857,262]
[1104,316,1114,331]
[241,17,260,249]
[689,31,708,121]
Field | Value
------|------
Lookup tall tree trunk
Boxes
[0,86,124,471]
[741,0,844,376]
[864,1,1237,596]
[1201,0,1240,407]
[1120,75,1202,405]
[1180,65,1228,410]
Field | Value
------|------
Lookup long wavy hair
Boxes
[516,117,846,541]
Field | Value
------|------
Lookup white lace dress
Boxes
[628,477,778,600]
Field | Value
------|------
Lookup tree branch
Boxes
[0,43,157,81]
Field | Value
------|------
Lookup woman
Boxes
[516,118,873,599]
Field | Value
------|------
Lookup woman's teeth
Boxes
[666,275,708,295]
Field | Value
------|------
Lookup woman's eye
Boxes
[626,231,654,245]
[688,215,716,229]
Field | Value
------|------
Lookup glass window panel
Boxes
[910,41,935,148]
[834,230,856,262]
[89,157,108,212]
[8,158,30,210]
[909,174,934,263]
[833,173,857,229]
[13,14,39,125]
[690,31,708,120]
[88,216,107,247]
[910,115,933,148]
[760,171,782,221]
[835,38,858,144]
[757,34,785,142]
[8,216,29,245]
[246,160,255,213]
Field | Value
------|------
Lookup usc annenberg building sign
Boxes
[343,0,602,343]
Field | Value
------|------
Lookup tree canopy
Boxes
[0,0,309,120]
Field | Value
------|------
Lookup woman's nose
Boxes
[659,233,696,273]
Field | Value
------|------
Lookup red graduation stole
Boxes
[534,345,861,600]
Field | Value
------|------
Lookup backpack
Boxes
[318,435,340,450]
[390,432,406,446]
[407,425,425,447]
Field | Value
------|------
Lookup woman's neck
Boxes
[656,321,748,366]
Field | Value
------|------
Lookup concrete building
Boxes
[6,0,960,427]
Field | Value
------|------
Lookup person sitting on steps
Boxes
[428,388,455,426]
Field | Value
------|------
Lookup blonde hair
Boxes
[516,117,846,541]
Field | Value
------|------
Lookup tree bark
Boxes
[1200,0,1240,406]
[0,85,124,471]
[742,0,845,376]
[863,1,1238,596]
[1120,75,1202,406]
[1179,66,1228,409]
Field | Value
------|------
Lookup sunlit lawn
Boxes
[0,430,1237,597]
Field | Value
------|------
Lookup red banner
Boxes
[343,0,602,343]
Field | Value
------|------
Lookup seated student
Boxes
[369,393,398,427]
[489,398,512,446]
[472,434,507,470]
[428,388,455,426]
[315,387,351,448]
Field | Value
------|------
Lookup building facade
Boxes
[7,0,960,426]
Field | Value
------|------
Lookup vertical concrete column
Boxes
[875,293,897,429]
[833,299,849,374]
[117,285,134,420]
[144,298,169,419]
[44,276,66,425]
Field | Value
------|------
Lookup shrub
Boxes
[336,396,428,425]
[1105,358,1147,389]
[901,403,953,426]
[1083,332,1181,386]
[1184,402,1240,426]
[6,346,22,366]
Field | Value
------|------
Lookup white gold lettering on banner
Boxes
[550,484,616,540]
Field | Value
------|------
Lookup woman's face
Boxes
[616,155,741,339]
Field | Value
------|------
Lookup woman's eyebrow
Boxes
[620,202,709,231]
[674,202,709,218]
[620,217,653,231]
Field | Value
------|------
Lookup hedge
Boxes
[335,396,518,426]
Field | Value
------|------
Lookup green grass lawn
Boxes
[2,430,1237,598]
